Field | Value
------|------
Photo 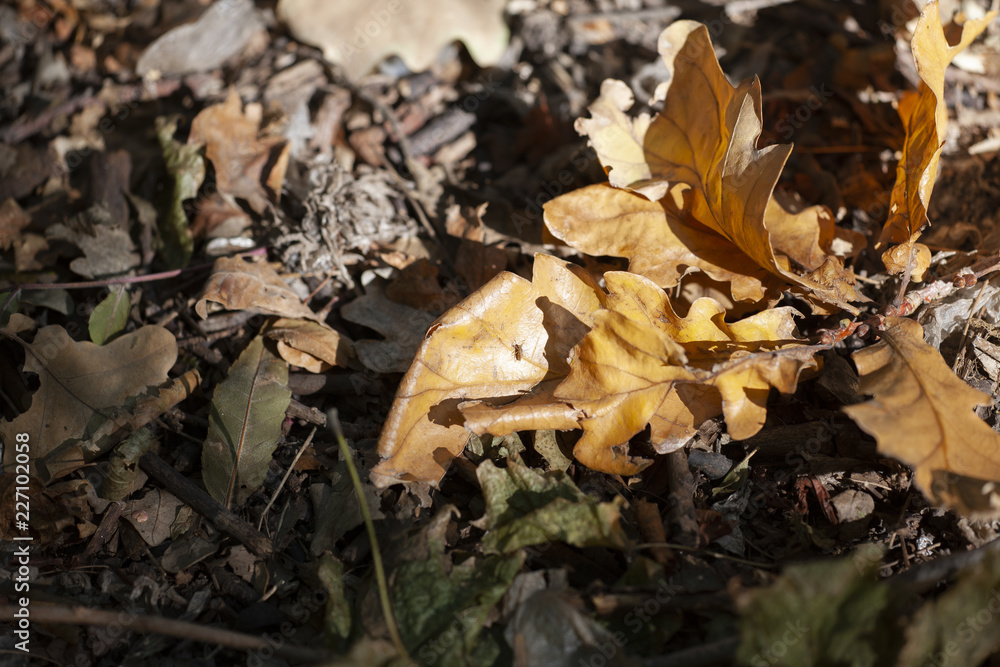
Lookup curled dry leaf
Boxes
[377,257,821,485]
[844,317,1000,516]
[188,88,290,214]
[372,254,602,488]
[878,1,997,251]
[196,255,321,322]
[264,318,354,373]
[552,21,860,312]
[550,272,818,474]
[0,322,177,482]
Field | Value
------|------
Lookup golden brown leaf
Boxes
[558,22,859,311]
[372,254,604,488]
[189,88,289,214]
[196,255,321,322]
[878,2,997,249]
[265,318,354,372]
[554,273,818,465]
[554,309,693,474]
[544,183,781,303]
[460,273,818,474]
[844,317,1000,516]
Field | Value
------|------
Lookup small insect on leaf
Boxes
[512,343,523,361]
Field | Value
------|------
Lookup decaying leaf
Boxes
[388,506,524,665]
[156,116,202,269]
[265,317,354,373]
[473,457,629,554]
[735,544,895,666]
[550,21,860,311]
[0,322,177,482]
[277,0,509,80]
[878,1,997,251]
[372,254,601,488]
[844,317,1000,516]
[136,0,265,76]
[188,88,289,214]
[196,255,322,322]
[202,335,291,508]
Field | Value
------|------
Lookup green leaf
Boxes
[734,544,896,667]
[392,507,524,667]
[317,554,352,641]
[89,286,130,344]
[156,116,203,269]
[474,456,629,554]
[712,447,756,498]
[201,335,290,508]
[897,550,1000,667]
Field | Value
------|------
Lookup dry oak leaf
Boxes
[544,183,781,304]
[188,88,290,214]
[196,255,322,322]
[264,318,354,373]
[563,22,859,311]
[460,272,818,475]
[373,254,602,488]
[844,317,1000,516]
[878,1,997,250]
[0,323,177,483]
[277,0,509,80]
[553,272,818,473]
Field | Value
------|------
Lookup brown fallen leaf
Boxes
[264,317,354,373]
[878,1,997,251]
[460,273,818,477]
[844,317,1000,516]
[188,88,290,214]
[340,280,439,374]
[552,273,818,471]
[196,255,321,322]
[372,254,603,488]
[544,183,781,304]
[0,321,177,482]
[555,21,860,312]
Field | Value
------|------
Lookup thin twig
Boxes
[0,604,332,663]
[139,452,274,558]
[258,426,317,531]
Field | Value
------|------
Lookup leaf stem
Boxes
[328,410,410,662]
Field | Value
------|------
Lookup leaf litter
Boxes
[4,0,1000,665]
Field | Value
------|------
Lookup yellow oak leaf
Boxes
[844,317,1000,516]
[372,254,604,488]
[461,272,818,475]
[878,1,996,250]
